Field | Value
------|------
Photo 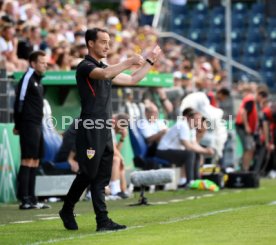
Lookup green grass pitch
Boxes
[0,179,276,245]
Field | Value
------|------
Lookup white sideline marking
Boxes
[29,207,250,245]
[30,226,144,245]
[36,214,58,217]
[268,201,276,205]
[202,194,214,198]
[159,207,248,225]
[185,196,196,200]
[39,217,59,221]
[10,220,34,224]
[150,201,168,205]
[170,199,183,203]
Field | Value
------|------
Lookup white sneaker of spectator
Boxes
[267,170,276,179]
[31,202,51,209]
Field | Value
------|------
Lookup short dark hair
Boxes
[1,23,13,32]
[85,28,108,46]
[28,50,46,64]
[258,90,268,98]
[182,107,196,117]
[257,84,269,97]
[217,87,230,97]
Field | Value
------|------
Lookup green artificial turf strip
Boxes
[0,179,275,245]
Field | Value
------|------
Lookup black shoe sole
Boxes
[59,210,78,230]
[96,225,127,232]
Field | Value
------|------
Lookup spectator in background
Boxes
[123,88,141,119]
[264,101,276,178]
[143,87,173,118]
[252,89,273,173]
[13,50,49,210]
[216,87,230,106]
[109,113,130,199]
[235,85,269,171]
[54,122,79,173]
[1,0,17,24]
[157,108,214,187]
[121,0,141,28]
[216,87,232,119]
[140,104,168,156]
[17,26,42,60]
[180,91,227,161]
[56,52,73,71]
[0,24,27,73]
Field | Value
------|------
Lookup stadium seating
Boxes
[232,2,247,15]
[167,1,276,89]
[188,29,206,44]
[41,120,71,174]
[251,2,265,15]
[128,121,170,170]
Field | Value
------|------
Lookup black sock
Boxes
[17,166,31,202]
[29,167,37,203]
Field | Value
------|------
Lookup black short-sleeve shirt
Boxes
[76,55,112,120]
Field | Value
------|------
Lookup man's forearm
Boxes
[130,62,152,84]
[147,130,166,144]
[103,59,133,79]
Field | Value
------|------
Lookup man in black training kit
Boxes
[13,50,50,209]
[59,28,161,232]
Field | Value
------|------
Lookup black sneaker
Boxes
[96,219,126,232]
[19,202,34,210]
[59,209,78,230]
[116,192,129,199]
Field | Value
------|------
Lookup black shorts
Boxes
[20,123,43,159]
[76,121,113,179]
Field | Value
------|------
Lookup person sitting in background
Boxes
[142,87,173,119]
[139,103,168,157]
[180,91,227,165]
[109,113,130,199]
[54,122,79,173]
[123,88,141,119]
[156,108,214,187]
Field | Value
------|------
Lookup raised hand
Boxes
[146,45,162,64]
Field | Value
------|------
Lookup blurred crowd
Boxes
[0,0,227,89]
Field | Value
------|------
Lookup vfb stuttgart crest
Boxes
[87,148,95,159]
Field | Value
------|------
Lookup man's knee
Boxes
[113,155,121,166]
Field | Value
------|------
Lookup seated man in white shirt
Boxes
[139,104,168,156]
[156,108,214,187]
